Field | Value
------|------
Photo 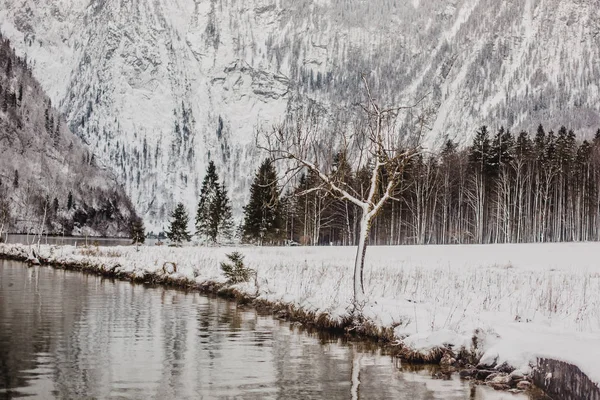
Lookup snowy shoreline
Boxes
[1,242,599,396]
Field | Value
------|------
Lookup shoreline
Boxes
[1,243,599,399]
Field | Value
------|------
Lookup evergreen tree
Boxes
[195,161,234,243]
[44,108,51,132]
[13,169,18,188]
[490,126,514,174]
[52,197,59,213]
[67,191,73,210]
[469,126,492,173]
[216,183,234,241]
[242,159,284,245]
[130,216,146,244]
[196,161,219,239]
[167,203,191,245]
[515,131,533,159]
[17,84,22,107]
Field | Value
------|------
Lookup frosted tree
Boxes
[242,158,284,245]
[167,203,191,245]
[260,76,425,310]
[215,183,234,242]
[195,161,233,243]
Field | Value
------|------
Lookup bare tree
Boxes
[259,76,425,310]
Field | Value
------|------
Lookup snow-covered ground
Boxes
[2,242,599,386]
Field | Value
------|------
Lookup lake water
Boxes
[0,259,541,399]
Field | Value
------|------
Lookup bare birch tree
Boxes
[259,76,425,310]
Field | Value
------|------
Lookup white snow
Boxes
[2,0,600,230]
[2,241,599,385]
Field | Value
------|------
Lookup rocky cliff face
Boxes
[1,0,598,230]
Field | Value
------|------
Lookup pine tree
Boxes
[195,161,219,240]
[242,159,284,245]
[13,169,18,188]
[130,216,146,244]
[469,126,492,174]
[17,83,22,107]
[44,108,51,132]
[490,126,514,175]
[515,131,533,159]
[195,161,233,243]
[216,183,234,241]
[67,191,73,210]
[167,202,191,245]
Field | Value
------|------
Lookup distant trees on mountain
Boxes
[0,32,139,237]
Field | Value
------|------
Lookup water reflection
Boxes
[0,260,539,399]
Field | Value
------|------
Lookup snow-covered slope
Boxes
[0,34,137,237]
[1,0,599,230]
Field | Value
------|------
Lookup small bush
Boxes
[220,252,253,284]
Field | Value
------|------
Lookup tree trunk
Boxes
[353,211,369,309]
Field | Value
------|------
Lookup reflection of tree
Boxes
[156,289,188,398]
[350,346,362,400]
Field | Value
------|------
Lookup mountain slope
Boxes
[0,33,137,237]
[0,0,598,229]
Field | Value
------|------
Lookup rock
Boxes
[459,369,476,379]
[488,382,511,391]
[477,351,499,369]
[495,362,515,374]
[28,257,40,266]
[440,352,457,367]
[475,370,496,380]
[509,370,525,382]
[486,372,511,385]
[516,381,532,390]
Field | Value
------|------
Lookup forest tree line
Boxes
[166,124,600,246]
[276,125,600,245]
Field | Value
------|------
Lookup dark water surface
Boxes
[0,260,538,400]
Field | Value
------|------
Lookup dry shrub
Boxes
[398,346,446,363]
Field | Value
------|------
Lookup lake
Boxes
[0,259,540,399]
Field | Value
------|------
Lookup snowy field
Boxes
[2,242,599,385]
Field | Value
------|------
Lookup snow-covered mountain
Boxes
[1,0,598,230]
[0,33,137,237]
